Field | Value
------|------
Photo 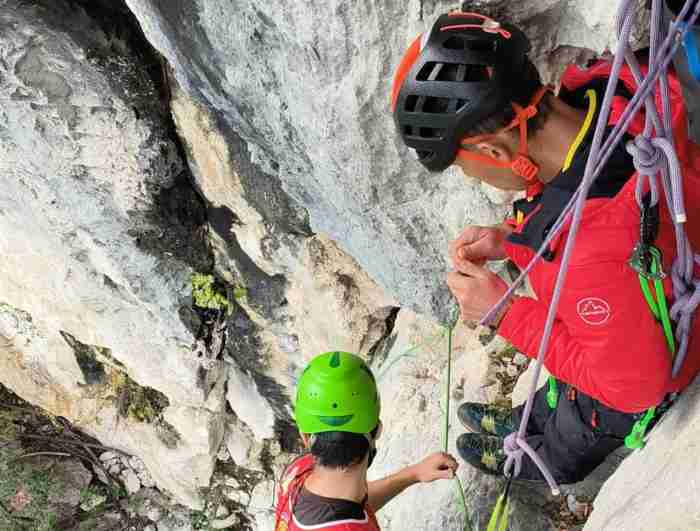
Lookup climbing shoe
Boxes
[458,402,515,438]
[457,433,506,476]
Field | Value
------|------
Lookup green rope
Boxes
[377,321,472,528]
[443,325,452,452]
[443,325,473,531]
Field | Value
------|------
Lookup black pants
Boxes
[511,382,639,484]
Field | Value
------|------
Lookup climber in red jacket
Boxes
[391,12,700,483]
[274,351,458,530]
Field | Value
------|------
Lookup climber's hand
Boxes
[446,260,509,324]
[410,452,459,483]
[449,225,511,269]
[368,451,460,511]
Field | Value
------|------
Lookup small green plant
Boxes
[191,274,232,315]
[190,510,211,530]
[107,482,127,500]
[79,486,107,512]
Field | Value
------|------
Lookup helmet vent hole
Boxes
[419,127,445,139]
[443,36,466,50]
[422,97,450,114]
[416,62,440,81]
[332,403,338,409]
[405,95,418,112]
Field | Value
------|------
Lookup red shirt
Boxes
[499,59,700,413]
[274,454,381,531]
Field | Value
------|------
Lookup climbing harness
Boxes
[478,0,700,500]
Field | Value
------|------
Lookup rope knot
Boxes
[502,433,524,478]
[627,135,664,176]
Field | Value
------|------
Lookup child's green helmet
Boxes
[294,351,380,435]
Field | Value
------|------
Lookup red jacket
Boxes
[499,59,700,413]
[274,454,381,531]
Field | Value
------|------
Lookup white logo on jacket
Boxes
[577,297,611,325]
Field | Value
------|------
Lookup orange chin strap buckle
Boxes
[457,85,550,199]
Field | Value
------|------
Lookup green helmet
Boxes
[294,351,380,435]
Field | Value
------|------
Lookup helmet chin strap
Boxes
[457,85,550,199]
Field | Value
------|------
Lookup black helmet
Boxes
[391,12,534,172]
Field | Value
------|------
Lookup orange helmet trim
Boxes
[391,34,423,112]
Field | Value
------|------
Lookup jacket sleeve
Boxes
[498,260,672,413]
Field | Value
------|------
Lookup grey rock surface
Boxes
[0,0,222,507]
[3,0,687,530]
[584,378,700,531]
[123,0,649,323]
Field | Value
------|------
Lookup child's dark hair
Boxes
[310,426,380,469]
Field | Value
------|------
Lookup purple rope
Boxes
[478,0,700,495]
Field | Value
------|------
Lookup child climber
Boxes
[274,351,458,530]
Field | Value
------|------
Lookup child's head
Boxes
[294,351,382,469]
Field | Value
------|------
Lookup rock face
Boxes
[370,311,508,531]
[583,377,700,531]
[5,0,695,530]
[122,0,648,323]
[0,0,221,507]
[0,0,401,516]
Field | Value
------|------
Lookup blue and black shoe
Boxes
[458,402,515,438]
[457,433,506,476]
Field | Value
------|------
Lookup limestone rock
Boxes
[0,0,222,507]
[125,0,648,322]
[210,513,239,530]
[583,379,700,530]
[121,468,142,495]
[286,234,397,358]
[225,419,260,470]
[249,479,277,530]
[226,366,276,441]
[512,360,551,408]
[225,489,251,507]
[47,458,93,509]
[100,452,117,462]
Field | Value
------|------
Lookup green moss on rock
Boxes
[191,273,232,315]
